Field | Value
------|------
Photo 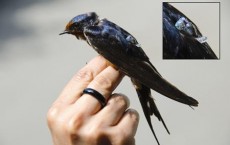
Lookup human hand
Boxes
[47,56,139,145]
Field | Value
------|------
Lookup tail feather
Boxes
[148,96,170,134]
[132,79,170,145]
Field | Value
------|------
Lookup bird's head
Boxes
[59,12,99,40]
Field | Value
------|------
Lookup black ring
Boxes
[83,88,106,108]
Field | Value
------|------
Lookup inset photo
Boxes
[163,2,220,59]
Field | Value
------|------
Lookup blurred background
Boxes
[0,0,229,145]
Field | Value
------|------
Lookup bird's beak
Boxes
[59,30,70,35]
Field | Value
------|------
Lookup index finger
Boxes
[54,56,109,106]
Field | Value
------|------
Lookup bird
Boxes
[60,12,199,145]
[163,2,218,59]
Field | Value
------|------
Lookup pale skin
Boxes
[47,56,139,145]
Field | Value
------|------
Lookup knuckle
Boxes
[74,69,94,83]
[82,125,103,142]
[65,120,79,135]
[46,106,59,127]
[94,75,113,90]
[47,106,86,136]
[65,111,85,135]
[110,93,130,108]
[127,109,139,123]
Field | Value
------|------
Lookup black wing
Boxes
[163,2,218,59]
[83,19,198,106]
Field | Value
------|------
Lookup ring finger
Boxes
[73,65,124,115]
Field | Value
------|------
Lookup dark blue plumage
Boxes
[60,12,199,145]
[163,2,218,59]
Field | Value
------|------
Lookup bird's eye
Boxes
[69,23,82,32]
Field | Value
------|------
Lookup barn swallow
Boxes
[60,12,199,145]
[163,2,218,59]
